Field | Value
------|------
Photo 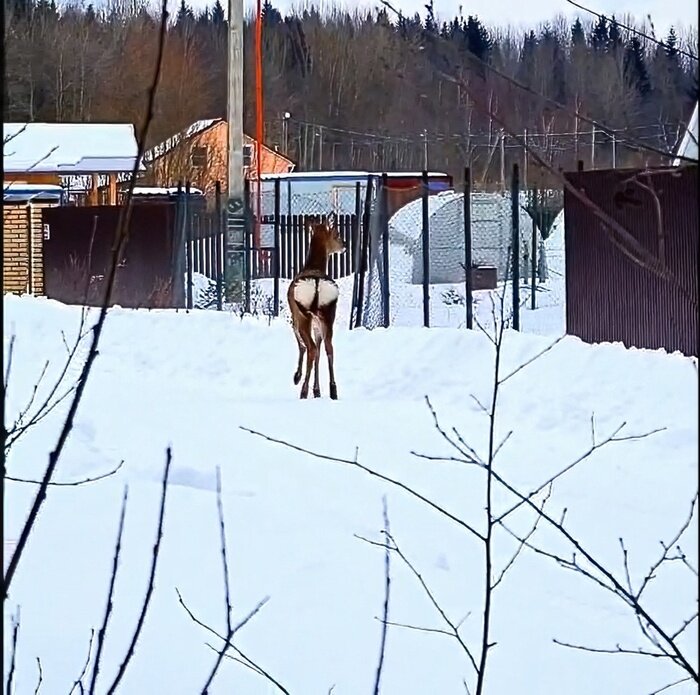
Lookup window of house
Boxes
[191,146,208,168]
[243,144,253,167]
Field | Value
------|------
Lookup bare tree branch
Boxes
[6,460,124,487]
[6,606,20,695]
[241,426,486,542]
[68,629,96,695]
[372,495,391,695]
[2,0,170,601]
[215,466,233,638]
[33,657,43,695]
[88,485,129,695]
[106,449,172,694]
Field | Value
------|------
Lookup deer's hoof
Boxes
[293,371,301,385]
[300,389,309,399]
[313,388,321,398]
[329,384,338,400]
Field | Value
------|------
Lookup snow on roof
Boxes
[260,170,449,180]
[132,186,204,196]
[144,118,224,162]
[3,122,141,174]
[673,101,698,165]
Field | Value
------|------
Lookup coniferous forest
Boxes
[4,0,698,181]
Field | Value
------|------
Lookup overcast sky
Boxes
[228,0,697,36]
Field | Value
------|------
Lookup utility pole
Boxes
[226,0,245,301]
[318,126,323,170]
[590,124,596,169]
[423,128,428,170]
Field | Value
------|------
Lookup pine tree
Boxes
[262,0,282,29]
[571,18,585,47]
[623,36,650,96]
[211,0,225,24]
[463,15,491,62]
[590,16,608,51]
[607,17,622,55]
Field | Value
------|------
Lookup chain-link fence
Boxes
[353,167,564,331]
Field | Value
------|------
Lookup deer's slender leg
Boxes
[297,315,316,399]
[293,324,305,385]
[312,321,323,398]
[323,304,338,400]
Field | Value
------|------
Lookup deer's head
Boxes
[309,213,345,255]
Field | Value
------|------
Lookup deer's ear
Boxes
[327,212,337,228]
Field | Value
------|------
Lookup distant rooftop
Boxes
[3,122,142,174]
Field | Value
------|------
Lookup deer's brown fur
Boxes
[288,217,345,399]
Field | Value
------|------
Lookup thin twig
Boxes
[372,496,391,695]
[491,484,552,590]
[499,336,565,384]
[88,486,129,695]
[207,643,291,694]
[200,596,270,694]
[68,629,96,695]
[6,460,124,487]
[552,639,671,659]
[359,531,480,675]
[106,449,172,694]
[216,466,233,637]
[240,426,486,542]
[34,657,43,695]
[647,676,694,694]
[6,606,20,695]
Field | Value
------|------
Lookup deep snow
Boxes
[2,290,698,694]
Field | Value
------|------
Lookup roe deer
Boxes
[288,215,345,399]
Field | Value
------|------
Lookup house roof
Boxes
[674,101,698,165]
[3,122,142,174]
[144,118,295,169]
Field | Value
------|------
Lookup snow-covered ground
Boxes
[4,285,697,694]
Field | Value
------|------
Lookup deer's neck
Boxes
[302,238,329,274]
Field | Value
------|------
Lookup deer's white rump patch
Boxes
[293,278,339,309]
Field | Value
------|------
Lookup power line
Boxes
[377,0,696,164]
[565,0,698,63]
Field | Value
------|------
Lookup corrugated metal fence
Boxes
[564,165,698,356]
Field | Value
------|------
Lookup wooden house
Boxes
[144,119,295,195]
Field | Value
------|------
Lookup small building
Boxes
[389,190,538,284]
[2,190,59,295]
[3,122,142,205]
[144,119,295,195]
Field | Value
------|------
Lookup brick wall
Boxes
[3,202,55,295]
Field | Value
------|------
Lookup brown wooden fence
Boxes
[42,202,180,308]
[563,165,698,356]
[251,213,358,280]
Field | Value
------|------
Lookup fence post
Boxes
[185,181,193,310]
[381,173,390,328]
[349,181,362,330]
[531,186,537,311]
[171,181,186,308]
[273,178,281,316]
[354,175,374,329]
[463,167,473,329]
[215,181,223,311]
[244,178,252,314]
[421,170,430,328]
[511,163,520,331]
